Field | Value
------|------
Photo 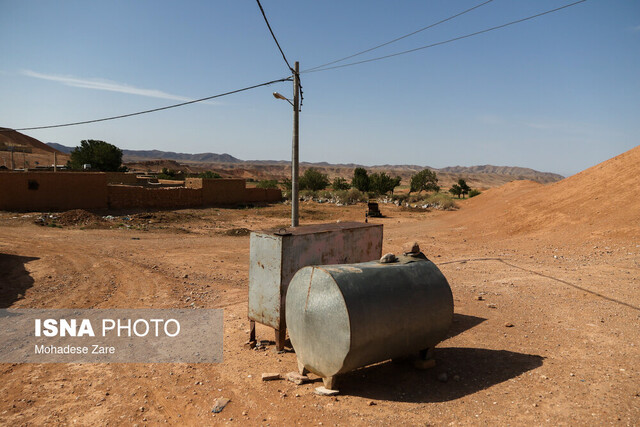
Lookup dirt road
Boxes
[0,198,638,426]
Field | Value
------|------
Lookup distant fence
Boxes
[0,172,282,211]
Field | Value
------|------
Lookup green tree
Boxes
[369,172,401,195]
[409,169,439,193]
[281,178,292,191]
[299,168,330,191]
[256,179,278,189]
[391,176,402,194]
[351,167,369,192]
[332,177,351,191]
[457,178,471,198]
[449,184,462,198]
[198,171,221,179]
[68,140,123,171]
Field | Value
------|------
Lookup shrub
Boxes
[280,178,292,191]
[333,190,348,204]
[346,188,368,204]
[158,168,185,180]
[469,189,481,198]
[320,190,333,199]
[256,179,278,189]
[198,171,221,179]
[391,194,409,204]
[300,189,318,199]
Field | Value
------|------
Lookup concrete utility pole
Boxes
[291,61,300,227]
[10,147,14,170]
[54,152,57,172]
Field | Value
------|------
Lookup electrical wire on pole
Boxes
[303,0,495,73]
[303,0,587,74]
[0,77,292,132]
[255,0,294,73]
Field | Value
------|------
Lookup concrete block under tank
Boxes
[285,254,453,389]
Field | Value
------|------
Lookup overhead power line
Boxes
[303,0,587,74]
[2,77,292,132]
[256,0,294,73]
[255,0,303,109]
[304,0,495,73]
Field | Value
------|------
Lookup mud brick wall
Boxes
[0,172,108,210]
[104,172,139,185]
[244,188,283,203]
[187,178,246,205]
[107,185,202,209]
[186,178,282,205]
[1,173,282,211]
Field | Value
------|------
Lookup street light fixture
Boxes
[273,62,300,227]
[272,92,293,106]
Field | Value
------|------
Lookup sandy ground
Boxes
[0,193,638,426]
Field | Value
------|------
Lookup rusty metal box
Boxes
[248,222,383,348]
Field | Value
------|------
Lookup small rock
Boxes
[487,303,497,309]
[211,397,230,413]
[242,411,248,416]
[476,295,484,301]
[437,372,448,383]
[504,322,514,328]
[139,406,145,412]
[261,373,281,381]
[379,253,398,263]
[314,387,339,396]
[286,372,310,385]
[367,400,377,406]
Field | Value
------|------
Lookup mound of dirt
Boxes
[222,227,251,236]
[0,128,62,154]
[450,145,640,239]
[57,210,105,226]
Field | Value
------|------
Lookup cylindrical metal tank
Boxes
[286,255,453,385]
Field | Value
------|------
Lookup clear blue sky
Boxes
[1,0,638,176]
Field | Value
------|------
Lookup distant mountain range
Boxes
[46,143,240,163]
[45,142,564,182]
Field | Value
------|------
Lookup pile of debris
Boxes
[34,210,106,227]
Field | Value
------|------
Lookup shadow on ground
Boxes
[337,347,544,402]
[446,313,487,340]
[0,253,39,308]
